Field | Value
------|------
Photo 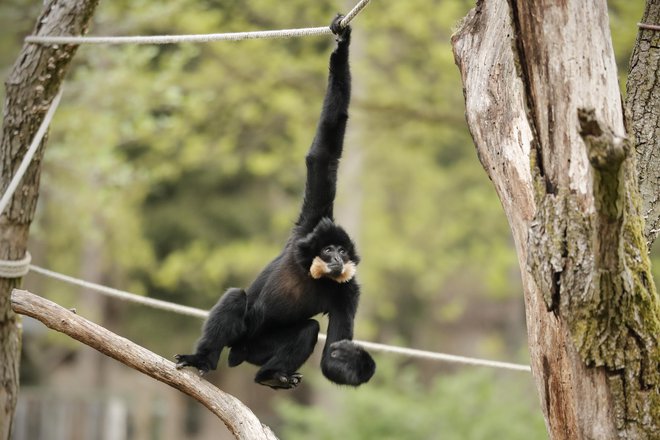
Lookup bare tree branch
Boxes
[10,289,278,440]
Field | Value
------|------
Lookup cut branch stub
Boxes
[578,108,629,173]
[578,108,629,225]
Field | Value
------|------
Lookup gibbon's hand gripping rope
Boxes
[25,0,372,45]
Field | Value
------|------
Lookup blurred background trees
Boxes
[0,0,650,438]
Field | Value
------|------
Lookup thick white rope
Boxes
[0,252,32,278]
[28,264,531,372]
[26,27,332,45]
[26,0,372,46]
[0,89,63,217]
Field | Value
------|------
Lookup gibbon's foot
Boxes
[174,353,214,375]
[227,345,247,367]
[256,372,303,390]
[330,14,350,40]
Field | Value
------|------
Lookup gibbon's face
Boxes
[310,244,357,283]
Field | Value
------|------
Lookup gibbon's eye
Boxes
[338,248,346,256]
[323,246,333,255]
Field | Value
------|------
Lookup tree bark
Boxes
[452,1,660,439]
[0,1,100,437]
[626,0,660,247]
[11,289,278,440]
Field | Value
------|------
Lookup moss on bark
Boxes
[527,109,660,438]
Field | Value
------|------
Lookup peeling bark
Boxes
[626,0,660,247]
[453,0,660,438]
[0,1,100,437]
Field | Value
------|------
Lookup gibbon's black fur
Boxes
[175,15,375,390]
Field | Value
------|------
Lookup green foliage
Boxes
[608,2,645,66]
[345,1,522,346]
[608,1,645,93]
[0,1,41,96]
[275,359,547,440]
[651,240,660,290]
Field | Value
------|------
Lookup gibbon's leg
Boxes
[243,319,320,389]
[175,288,247,373]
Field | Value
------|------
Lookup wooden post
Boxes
[0,2,100,437]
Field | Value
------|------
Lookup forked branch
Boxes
[10,289,278,440]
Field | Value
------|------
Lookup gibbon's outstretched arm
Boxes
[296,16,351,234]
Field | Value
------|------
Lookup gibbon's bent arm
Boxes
[320,289,375,386]
[323,294,357,350]
[296,18,351,234]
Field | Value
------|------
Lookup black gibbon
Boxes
[175,15,375,389]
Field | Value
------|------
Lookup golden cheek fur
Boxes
[310,257,329,279]
[309,257,357,283]
[333,260,356,283]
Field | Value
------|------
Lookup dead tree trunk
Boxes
[0,1,99,438]
[452,1,660,439]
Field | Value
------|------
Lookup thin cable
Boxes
[638,23,660,31]
[328,336,532,372]
[29,265,208,319]
[28,264,531,372]
[0,89,63,217]
[25,0,372,46]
